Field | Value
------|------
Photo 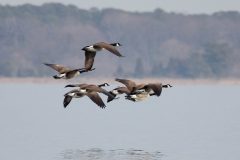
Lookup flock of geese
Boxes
[44,42,172,108]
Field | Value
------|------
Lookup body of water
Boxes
[0,83,239,160]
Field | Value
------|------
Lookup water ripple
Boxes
[59,148,163,160]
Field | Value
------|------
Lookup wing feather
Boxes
[95,42,123,57]
[84,51,96,70]
[63,96,73,108]
[147,83,162,96]
[86,92,106,108]
[115,78,136,92]
[44,63,71,73]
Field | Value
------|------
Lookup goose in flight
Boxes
[108,78,172,102]
[82,42,123,71]
[125,83,172,102]
[64,83,113,108]
[44,63,94,79]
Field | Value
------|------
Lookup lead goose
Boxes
[125,83,172,102]
[44,63,94,79]
[114,78,172,102]
[64,83,113,108]
[82,42,123,71]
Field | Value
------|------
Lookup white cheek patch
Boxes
[59,73,66,78]
[86,45,97,52]
[79,89,87,93]
[68,93,75,96]
[112,90,119,95]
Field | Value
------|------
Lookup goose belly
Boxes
[149,90,155,94]
[131,93,149,101]
[112,89,119,95]
[58,73,67,79]
[79,89,87,94]
[73,72,80,76]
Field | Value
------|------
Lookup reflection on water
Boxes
[59,148,163,160]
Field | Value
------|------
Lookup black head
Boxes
[162,84,173,88]
[53,75,61,79]
[103,83,110,86]
[64,84,76,88]
[81,46,88,51]
[111,43,122,47]
[98,83,110,88]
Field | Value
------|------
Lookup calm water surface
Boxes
[0,83,239,160]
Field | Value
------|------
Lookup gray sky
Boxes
[0,0,240,14]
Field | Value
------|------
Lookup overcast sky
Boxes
[0,0,240,14]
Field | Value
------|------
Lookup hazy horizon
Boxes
[0,0,240,14]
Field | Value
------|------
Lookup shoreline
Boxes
[0,77,240,85]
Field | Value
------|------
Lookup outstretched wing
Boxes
[84,51,96,71]
[44,63,71,73]
[95,42,123,57]
[115,78,136,92]
[146,83,162,96]
[63,95,73,108]
[117,87,131,94]
[86,92,106,109]
[84,85,115,99]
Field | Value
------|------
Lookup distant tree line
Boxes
[0,3,240,78]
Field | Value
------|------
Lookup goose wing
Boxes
[94,42,123,57]
[116,87,131,94]
[85,85,115,99]
[65,83,88,88]
[84,51,96,71]
[146,83,163,96]
[115,78,136,92]
[86,92,106,108]
[44,63,72,73]
[63,95,73,108]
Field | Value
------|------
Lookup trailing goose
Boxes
[44,63,94,79]
[82,42,123,71]
[64,83,114,108]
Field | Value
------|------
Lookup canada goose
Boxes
[64,83,114,108]
[44,63,94,79]
[140,83,172,96]
[82,42,123,71]
[115,78,172,102]
[125,83,172,102]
